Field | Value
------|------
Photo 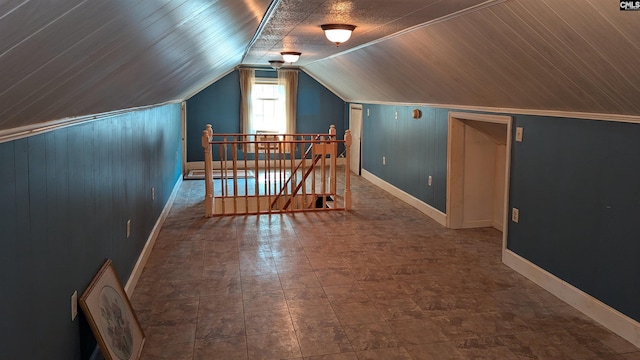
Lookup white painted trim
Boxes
[361,169,447,226]
[0,101,182,144]
[125,176,183,295]
[502,117,513,251]
[462,220,494,228]
[346,101,640,125]
[181,101,187,177]
[503,249,640,348]
[446,112,512,234]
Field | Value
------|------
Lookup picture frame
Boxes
[80,259,145,360]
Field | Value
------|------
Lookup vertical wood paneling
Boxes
[508,115,640,321]
[361,103,449,212]
[0,142,17,245]
[0,103,181,359]
[423,107,436,205]
[433,108,449,212]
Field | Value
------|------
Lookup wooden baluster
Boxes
[344,130,352,210]
[244,135,249,214]
[301,136,307,206]
[232,136,238,214]
[254,135,260,214]
[321,135,327,210]
[329,125,337,196]
[219,137,226,215]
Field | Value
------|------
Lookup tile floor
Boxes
[131,171,640,359]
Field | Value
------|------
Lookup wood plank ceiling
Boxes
[1,0,639,133]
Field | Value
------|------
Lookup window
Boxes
[251,78,286,134]
[240,68,298,138]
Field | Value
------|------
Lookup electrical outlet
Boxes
[428,176,433,186]
[515,127,523,142]
[512,208,520,223]
[382,156,386,165]
[367,108,370,117]
[126,220,131,238]
[71,290,78,321]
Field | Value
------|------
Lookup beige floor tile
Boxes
[323,284,370,304]
[140,341,194,360]
[240,274,282,293]
[404,342,468,360]
[132,171,638,360]
[342,322,400,351]
[194,336,247,360]
[296,326,353,357]
[304,353,358,360]
[355,347,413,360]
[279,271,321,289]
[289,304,341,331]
[332,301,385,325]
[284,287,331,308]
[246,331,302,360]
[198,293,243,317]
[244,308,295,335]
[387,318,449,346]
[196,312,245,340]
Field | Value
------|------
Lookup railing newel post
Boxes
[202,127,214,217]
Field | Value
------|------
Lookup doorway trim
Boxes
[446,112,513,250]
[349,103,363,175]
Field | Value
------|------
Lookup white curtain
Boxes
[278,69,298,135]
[239,68,255,134]
[278,69,298,153]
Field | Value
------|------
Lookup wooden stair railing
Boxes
[201,125,351,217]
[269,134,324,209]
[279,153,323,210]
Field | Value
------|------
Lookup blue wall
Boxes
[361,104,449,213]
[186,69,347,162]
[0,103,182,359]
[359,102,640,324]
[508,115,640,322]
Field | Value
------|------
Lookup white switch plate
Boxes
[382,156,386,165]
[512,208,520,223]
[367,108,370,117]
[71,290,78,321]
[395,111,398,120]
[428,176,433,186]
[152,187,155,201]
[515,127,523,142]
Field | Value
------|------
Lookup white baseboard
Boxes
[503,249,640,348]
[361,169,447,226]
[125,176,183,295]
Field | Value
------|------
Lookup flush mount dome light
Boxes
[269,60,284,69]
[281,51,301,63]
[321,24,356,46]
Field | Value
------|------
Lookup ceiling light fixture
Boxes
[281,51,301,63]
[320,24,356,46]
[269,60,284,70]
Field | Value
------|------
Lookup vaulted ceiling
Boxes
[1,0,639,133]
